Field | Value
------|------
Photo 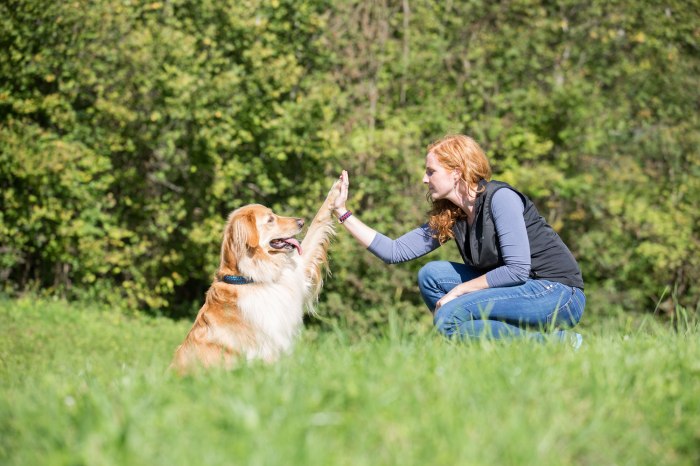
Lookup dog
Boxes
[170,180,340,373]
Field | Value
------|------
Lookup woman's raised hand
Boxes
[333,170,349,213]
[331,169,378,247]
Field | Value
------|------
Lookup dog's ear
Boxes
[242,212,259,250]
[220,210,258,267]
[221,216,238,270]
[229,211,260,253]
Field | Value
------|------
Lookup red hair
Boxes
[426,135,492,243]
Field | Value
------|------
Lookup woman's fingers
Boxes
[340,171,349,194]
[435,293,457,311]
[334,170,349,210]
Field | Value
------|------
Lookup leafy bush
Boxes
[1,0,698,326]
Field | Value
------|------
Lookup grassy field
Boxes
[1,296,698,466]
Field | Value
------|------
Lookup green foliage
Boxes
[0,122,119,294]
[319,0,700,325]
[1,0,337,314]
[1,0,698,325]
[1,297,699,465]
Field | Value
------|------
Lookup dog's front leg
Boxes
[299,180,341,300]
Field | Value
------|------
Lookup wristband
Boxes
[338,211,353,223]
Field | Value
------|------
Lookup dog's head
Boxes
[220,204,304,279]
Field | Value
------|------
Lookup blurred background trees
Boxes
[1,0,698,329]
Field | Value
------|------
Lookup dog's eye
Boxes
[267,216,275,223]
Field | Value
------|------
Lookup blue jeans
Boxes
[418,261,585,341]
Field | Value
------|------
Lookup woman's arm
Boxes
[368,226,442,264]
[333,171,441,264]
[485,188,531,286]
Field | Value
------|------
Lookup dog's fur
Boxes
[170,181,339,373]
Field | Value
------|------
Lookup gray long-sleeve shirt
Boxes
[367,188,531,288]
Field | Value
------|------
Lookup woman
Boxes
[333,134,585,346]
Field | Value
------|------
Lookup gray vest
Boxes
[453,180,584,289]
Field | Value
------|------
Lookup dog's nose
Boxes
[297,218,304,228]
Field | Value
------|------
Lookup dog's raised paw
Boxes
[326,179,341,205]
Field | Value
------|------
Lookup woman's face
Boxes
[423,152,457,200]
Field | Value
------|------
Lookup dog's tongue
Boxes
[285,238,302,255]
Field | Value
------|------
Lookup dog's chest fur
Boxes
[237,268,307,361]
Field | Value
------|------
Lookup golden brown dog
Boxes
[170,180,339,373]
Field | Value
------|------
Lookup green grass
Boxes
[1,296,699,466]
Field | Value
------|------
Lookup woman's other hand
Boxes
[434,276,490,312]
[434,291,459,312]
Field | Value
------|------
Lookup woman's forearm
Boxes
[455,274,490,295]
[434,274,490,311]
[334,208,377,248]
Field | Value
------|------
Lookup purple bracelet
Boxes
[338,211,353,223]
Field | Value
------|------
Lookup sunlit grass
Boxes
[1,296,698,465]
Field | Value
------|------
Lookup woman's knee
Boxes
[417,261,450,289]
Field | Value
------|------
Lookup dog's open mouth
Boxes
[269,237,302,255]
